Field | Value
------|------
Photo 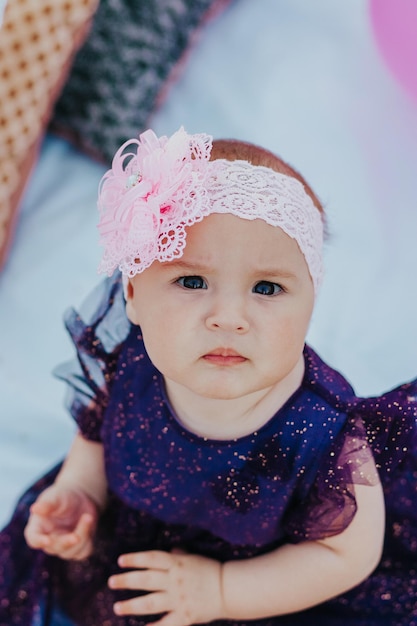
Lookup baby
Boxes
[0,127,415,626]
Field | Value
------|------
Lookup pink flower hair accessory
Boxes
[97,126,212,277]
[97,126,324,294]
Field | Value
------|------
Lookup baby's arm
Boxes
[109,480,385,624]
[221,481,385,619]
[24,432,107,560]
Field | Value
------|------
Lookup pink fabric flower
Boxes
[97,127,212,277]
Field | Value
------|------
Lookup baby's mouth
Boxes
[203,349,247,366]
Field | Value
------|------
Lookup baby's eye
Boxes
[176,275,208,290]
[253,281,282,296]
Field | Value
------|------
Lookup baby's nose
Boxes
[205,298,249,333]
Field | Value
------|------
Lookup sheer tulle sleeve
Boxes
[284,413,380,543]
[54,274,130,441]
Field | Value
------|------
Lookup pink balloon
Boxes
[369,0,417,104]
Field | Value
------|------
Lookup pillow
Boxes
[0,0,99,271]
[49,0,232,164]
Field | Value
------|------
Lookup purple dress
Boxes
[1,275,416,626]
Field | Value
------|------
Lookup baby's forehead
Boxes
[181,213,308,265]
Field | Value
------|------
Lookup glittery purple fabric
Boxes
[0,275,416,626]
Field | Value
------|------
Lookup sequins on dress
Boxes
[0,274,416,625]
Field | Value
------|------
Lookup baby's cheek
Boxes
[267,320,307,363]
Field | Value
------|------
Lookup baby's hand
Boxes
[108,549,225,626]
[24,484,98,560]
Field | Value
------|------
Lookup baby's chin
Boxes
[185,382,270,404]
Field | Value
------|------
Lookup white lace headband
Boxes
[97,127,324,293]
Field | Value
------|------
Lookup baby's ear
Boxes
[125,279,140,325]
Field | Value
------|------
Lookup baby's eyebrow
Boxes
[254,268,297,280]
[161,259,211,272]
[163,260,296,280]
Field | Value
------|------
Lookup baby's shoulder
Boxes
[303,345,417,475]
[302,345,358,412]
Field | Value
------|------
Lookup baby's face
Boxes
[126,213,314,404]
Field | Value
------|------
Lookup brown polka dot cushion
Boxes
[0,0,99,271]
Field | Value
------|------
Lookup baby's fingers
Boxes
[24,512,55,549]
[24,524,52,551]
[109,568,166,592]
[74,512,95,539]
[117,550,173,571]
[29,488,64,517]
[40,531,79,556]
[25,513,94,559]
[112,591,168,618]
[24,522,78,555]
[52,513,95,560]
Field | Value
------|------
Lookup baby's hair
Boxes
[210,139,324,216]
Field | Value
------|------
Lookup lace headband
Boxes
[97,127,324,293]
